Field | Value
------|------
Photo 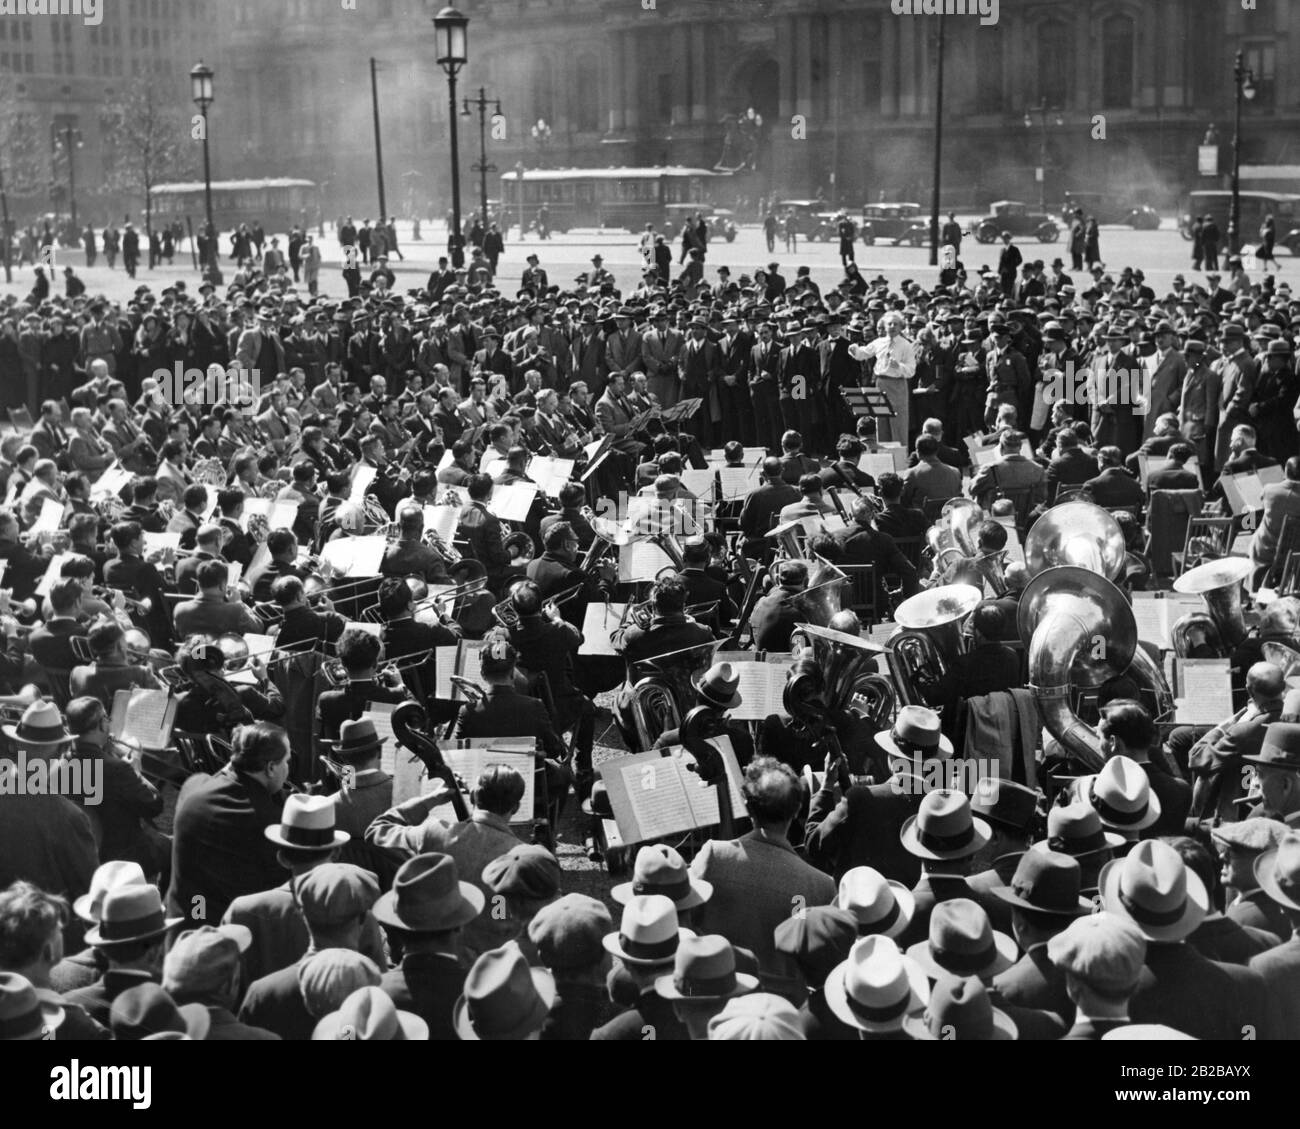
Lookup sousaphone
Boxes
[1024,501,1127,582]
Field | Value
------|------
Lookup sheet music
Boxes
[199,493,220,522]
[488,483,537,523]
[143,532,181,555]
[1174,659,1233,725]
[484,459,508,480]
[35,553,74,598]
[91,465,133,500]
[680,469,716,499]
[269,501,299,531]
[348,464,377,502]
[365,702,398,775]
[437,449,454,471]
[618,757,696,841]
[320,535,385,578]
[618,540,677,584]
[584,438,606,461]
[31,497,65,536]
[1260,464,1284,487]
[423,505,460,544]
[1234,473,1265,513]
[860,453,896,480]
[579,603,627,656]
[669,739,747,829]
[729,660,794,720]
[435,641,487,700]
[112,689,174,751]
[240,498,271,530]
[1131,593,1167,649]
[528,456,576,498]
[440,745,536,824]
[434,646,459,700]
[718,466,761,501]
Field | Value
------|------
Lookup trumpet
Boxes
[94,587,153,617]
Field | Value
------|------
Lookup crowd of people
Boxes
[0,215,1298,1043]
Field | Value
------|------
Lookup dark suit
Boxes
[750,587,810,653]
[805,778,923,886]
[1083,466,1145,510]
[950,641,1021,699]
[1129,941,1269,1041]
[317,679,407,741]
[0,792,98,904]
[1187,915,1280,966]
[747,338,784,451]
[238,960,320,1041]
[993,944,1072,1022]
[1045,448,1100,504]
[454,683,566,762]
[381,952,466,1041]
[167,766,287,927]
[833,523,919,612]
[1249,936,1300,1040]
[738,481,799,558]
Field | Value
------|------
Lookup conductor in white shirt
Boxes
[857,312,917,445]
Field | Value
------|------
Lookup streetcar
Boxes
[499,167,722,233]
[148,178,320,237]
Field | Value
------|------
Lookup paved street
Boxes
[4,214,1270,311]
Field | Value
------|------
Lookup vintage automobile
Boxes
[1178,190,1300,254]
[772,198,830,238]
[859,202,930,247]
[1060,191,1161,230]
[663,203,738,242]
[972,200,1061,244]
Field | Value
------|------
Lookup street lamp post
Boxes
[434,6,469,269]
[463,87,501,233]
[928,14,945,267]
[53,125,84,234]
[190,61,217,279]
[1228,50,1257,257]
[1023,98,1063,214]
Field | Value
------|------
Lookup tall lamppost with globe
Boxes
[190,61,217,278]
[1228,50,1257,256]
[434,6,469,268]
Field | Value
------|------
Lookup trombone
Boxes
[320,648,432,689]
[491,582,585,630]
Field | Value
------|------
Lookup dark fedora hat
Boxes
[335,718,384,760]
[372,852,485,934]
[992,849,1091,917]
[1243,722,1300,773]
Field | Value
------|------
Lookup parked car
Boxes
[859,202,929,247]
[772,199,829,238]
[972,200,1060,244]
[1178,190,1300,253]
[662,204,738,243]
[1060,191,1161,230]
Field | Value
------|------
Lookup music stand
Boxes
[842,388,895,420]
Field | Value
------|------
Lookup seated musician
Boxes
[778,474,837,525]
[438,437,477,486]
[376,575,459,687]
[538,482,595,552]
[819,436,876,494]
[505,580,596,797]
[458,473,512,596]
[536,389,583,459]
[526,521,609,628]
[1146,442,1201,491]
[650,661,754,764]
[987,561,1028,640]
[121,476,167,534]
[478,423,514,474]
[453,634,572,815]
[833,498,920,612]
[103,519,171,647]
[165,483,209,551]
[381,503,453,584]
[750,559,817,653]
[635,436,678,489]
[174,559,266,638]
[276,461,322,546]
[778,430,820,486]
[67,513,112,584]
[722,441,746,469]
[493,446,535,486]
[173,638,285,734]
[271,574,346,651]
[245,528,309,602]
[174,523,227,595]
[948,603,1021,699]
[69,621,161,708]
[43,552,114,622]
[680,537,736,635]
[873,472,928,539]
[316,626,410,741]
[1080,445,1144,511]
[29,578,90,683]
[738,457,799,562]
[217,488,255,570]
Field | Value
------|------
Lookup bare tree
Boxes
[102,77,198,266]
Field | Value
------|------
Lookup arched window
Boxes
[1101,14,1134,109]
[574,56,599,132]
[1038,20,1068,109]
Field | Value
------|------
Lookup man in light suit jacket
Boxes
[640,310,682,409]
[1251,456,1300,587]
[593,373,643,458]
[970,430,1047,512]
[235,309,286,375]
[604,309,644,381]
[689,758,835,1001]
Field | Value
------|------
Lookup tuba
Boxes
[1170,557,1252,658]
[1024,501,1127,582]
[798,557,850,628]
[926,500,984,573]
[787,623,895,732]
[1019,565,1137,772]
[886,583,982,707]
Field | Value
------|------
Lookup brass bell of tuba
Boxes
[1018,565,1137,772]
[1023,501,1127,582]
[926,500,985,573]
[1170,556,1252,658]
[886,583,982,707]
